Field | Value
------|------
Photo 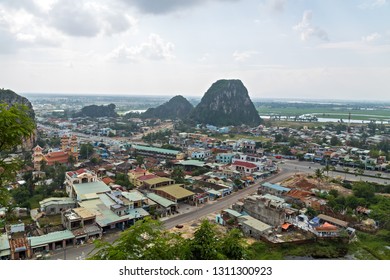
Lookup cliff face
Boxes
[143,95,194,120]
[0,88,35,119]
[0,88,37,149]
[190,79,261,126]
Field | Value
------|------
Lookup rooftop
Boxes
[143,177,175,186]
[28,230,75,248]
[261,182,291,192]
[175,160,206,167]
[238,216,272,232]
[317,214,348,228]
[146,193,177,208]
[121,191,146,202]
[73,181,111,201]
[232,160,257,169]
[155,184,195,199]
[78,199,135,227]
[39,197,75,208]
[132,144,180,155]
[73,207,95,219]
[0,234,10,257]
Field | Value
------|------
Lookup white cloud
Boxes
[362,32,382,42]
[318,40,390,54]
[358,0,387,9]
[261,0,287,13]
[293,10,329,41]
[108,34,175,62]
[233,50,258,62]
[0,6,62,52]
[122,0,241,14]
[49,0,137,37]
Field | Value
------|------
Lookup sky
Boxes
[1,0,390,101]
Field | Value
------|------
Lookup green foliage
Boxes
[136,155,144,166]
[370,196,390,230]
[188,219,223,260]
[305,207,318,218]
[89,218,249,260]
[115,173,134,190]
[142,130,172,143]
[89,218,185,260]
[220,229,248,260]
[77,103,118,118]
[190,79,262,126]
[79,143,94,159]
[143,95,194,120]
[0,103,35,207]
[352,181,376,203]
[171,167,185,184]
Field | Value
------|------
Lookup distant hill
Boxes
[77,103,118,118]
[143,95,194,120]
[0,88,35,119]
[189,79,262,126]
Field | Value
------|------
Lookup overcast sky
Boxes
[1,0,390,100]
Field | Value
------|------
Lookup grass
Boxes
[248,239,349,259]
[258,106,390,121]
[348,230,390,260]
[38,214,63,227]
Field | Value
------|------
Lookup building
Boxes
[0,234,10,260]
[131,144,185,160]
[39,197,76,215]
[238,194,297,227]
[65,169,111,200]
[61,208,102,243]
[142,177,175,189]
[231,160,259,176]
[216,153,235,164]
[238,216,272,239]
[78,192,150,231]
[146,192,178,216]
[153,184,195,203]
[32,135,78,171]
[259,182,290,196]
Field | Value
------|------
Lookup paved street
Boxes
[47,160,389,260]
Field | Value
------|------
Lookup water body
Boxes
[260,116,389,124]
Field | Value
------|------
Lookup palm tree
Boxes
[343,167,349,180]
[315,168,323,187]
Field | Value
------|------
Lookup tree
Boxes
[0,104,35,207]
[330,136,340,146]
[314,168,323,187]
[352,182,376,203]
[89,218,186,260]
[79,143,94,159]
[188,219,223,260]
[136,155,144,167]
[220,229,248,260]
[171,167,185,184]
[343,167,350,180]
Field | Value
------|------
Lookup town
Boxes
[1,91,389,260]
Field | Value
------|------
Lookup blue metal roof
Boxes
[262,182,290,192]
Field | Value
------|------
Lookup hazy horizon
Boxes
[1,1,390,101]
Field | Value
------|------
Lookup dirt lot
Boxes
[282,174,353,196]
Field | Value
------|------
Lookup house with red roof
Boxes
[231,160,259,176]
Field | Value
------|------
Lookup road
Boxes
[279,160,390,185]
[47,170,291,260]
[47,160,389,260]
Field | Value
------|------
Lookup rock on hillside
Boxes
[190,79,261,126]
[0,88,35,119]
[143,95,194,120]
